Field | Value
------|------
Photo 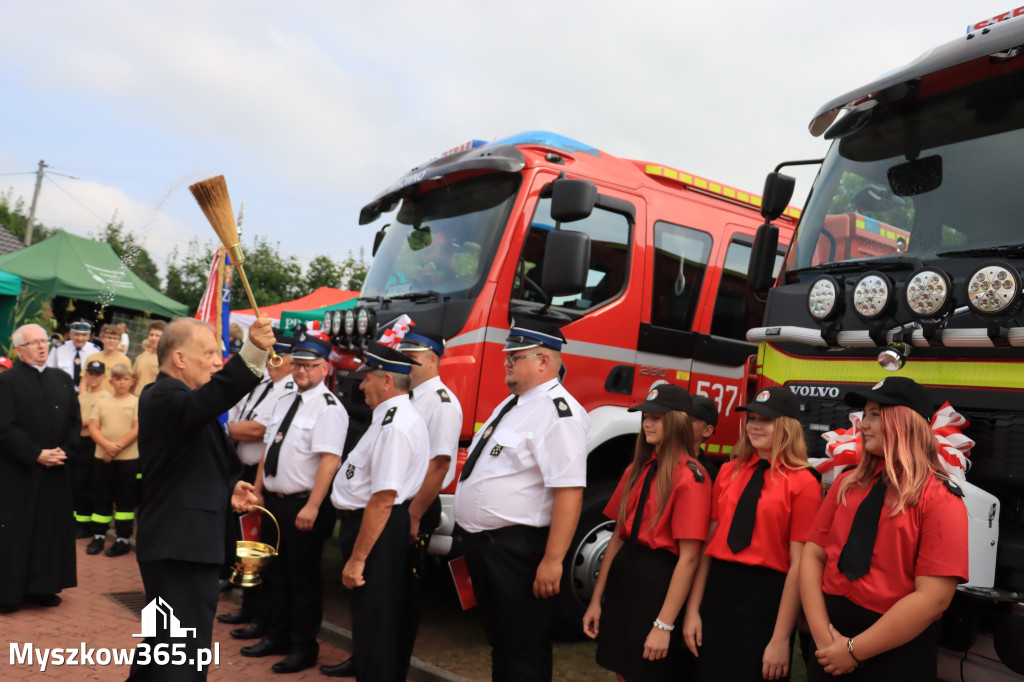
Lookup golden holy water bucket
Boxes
[230,505,280,588]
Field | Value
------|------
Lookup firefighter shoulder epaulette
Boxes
[942,477,965,498]
[382,406,397,426]
[553,397,572,418]
[437,388,451,403]
[284,381,295,390]
[324,392,337,406]
[686,460,705,483]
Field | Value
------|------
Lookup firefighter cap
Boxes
[397,331,445,356]
[357,342,421,374]
[69,320,93,334]
[845,376,933,420]
[628,383,693,414]
[737,386,801,420]
[503,319,565,352]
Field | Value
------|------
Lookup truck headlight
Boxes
[807,275,842,322]
[967,262,1020,316]
[906,268,951,319]
[853,272,894,321]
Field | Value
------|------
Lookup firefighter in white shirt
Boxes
[47,319,100,386]
[321,342,429,682]
[453,319,590,682]
[242,335,348,675]
[217,331,295,635]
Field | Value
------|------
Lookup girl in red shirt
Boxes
[583,384,711,681]
[684,386,822,681]
[800,377,968,680]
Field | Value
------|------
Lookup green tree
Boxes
[340,247,368,292]
[164,238,218,315]
[0,188,56,243]
[304,254,345,291]
[97,217,162,290]
[232,235,303,309]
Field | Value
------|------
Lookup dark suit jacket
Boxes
[135,354,261,565]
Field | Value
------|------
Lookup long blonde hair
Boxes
[732,413,810,475]
[617,410,696,529]
[837,404,943,515]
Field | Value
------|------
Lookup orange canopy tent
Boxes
[229,287,358,330]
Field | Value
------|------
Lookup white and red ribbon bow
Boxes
[378,314,414,349]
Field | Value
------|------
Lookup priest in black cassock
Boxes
[0,323,80,613]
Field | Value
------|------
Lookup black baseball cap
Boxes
[845,376,933,420]
[737,386,801,420]
[628,384,693,414]
[85,360,105,374]
[689,395,719,426]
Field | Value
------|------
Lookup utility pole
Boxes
[24,160,47,246]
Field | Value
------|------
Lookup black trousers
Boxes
[262,493,336,654]
[127,560,220,681]
[92,459,140,538]
[71,435,96,527]
[338,502,412,682]
[460,524,555,682]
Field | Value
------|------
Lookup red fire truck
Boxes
[745,12,1024,678]
[323,131,797,630]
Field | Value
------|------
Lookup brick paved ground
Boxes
[1,535,355,680]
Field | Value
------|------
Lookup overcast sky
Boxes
[0,1,1008,280]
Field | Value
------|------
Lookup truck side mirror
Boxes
[542,229,591,296]
[748,222,780,293]
[549,178,597,223]
[760,173,796,222]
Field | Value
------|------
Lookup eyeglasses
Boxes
[291,362,325,372]
[504,352,543,367]
[17,339,48,348]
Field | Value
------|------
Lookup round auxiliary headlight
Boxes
[356,307,370,336]
[807,275,842,322]
[853,272,894,320]
[322,310,333,336]
[343,309,356,337]
[966,262,1021,316]
[330,310,341,335]
[905,267,952,319]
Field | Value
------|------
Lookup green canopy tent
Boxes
[0,269,21,344]
[279,295,359,334]
[0,231,187,318]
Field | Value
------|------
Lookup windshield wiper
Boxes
[938,243,1024,258]
[789,257,921,276]
[390,290,448,303]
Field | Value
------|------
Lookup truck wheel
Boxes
[554,486,615,640]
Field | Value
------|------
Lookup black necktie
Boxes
[264,394,302,478]
[838,476,887,581]
[727,458,771,553]
[245,381,274,421]
[460,396,518,481]
[629,459,658,548]
[73,350,82,385]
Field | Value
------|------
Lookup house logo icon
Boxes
[132,597,197,639]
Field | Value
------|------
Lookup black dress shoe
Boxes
[230,623,266,640]
[217,609,252,625]
[86,537,105,555]
[25,594,61,607]
[320,657,356,677]
[241,638,290,658]
[0,604,19,614]
[272,650,318,674]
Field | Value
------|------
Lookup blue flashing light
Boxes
[489,131,600,157]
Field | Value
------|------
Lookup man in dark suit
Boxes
[0,323,80,613]
[127,316,275,681]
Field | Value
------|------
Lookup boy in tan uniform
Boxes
[132,320,166,396]
[82,324,131,394]
[85,364,139,557]
[72,361,107,538]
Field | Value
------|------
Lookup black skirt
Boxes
[596,543,685,682]
[695,558,789,682]
[805,594,939,682]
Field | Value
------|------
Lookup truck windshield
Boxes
[785,67,1024,272]
[361,173,521,299]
